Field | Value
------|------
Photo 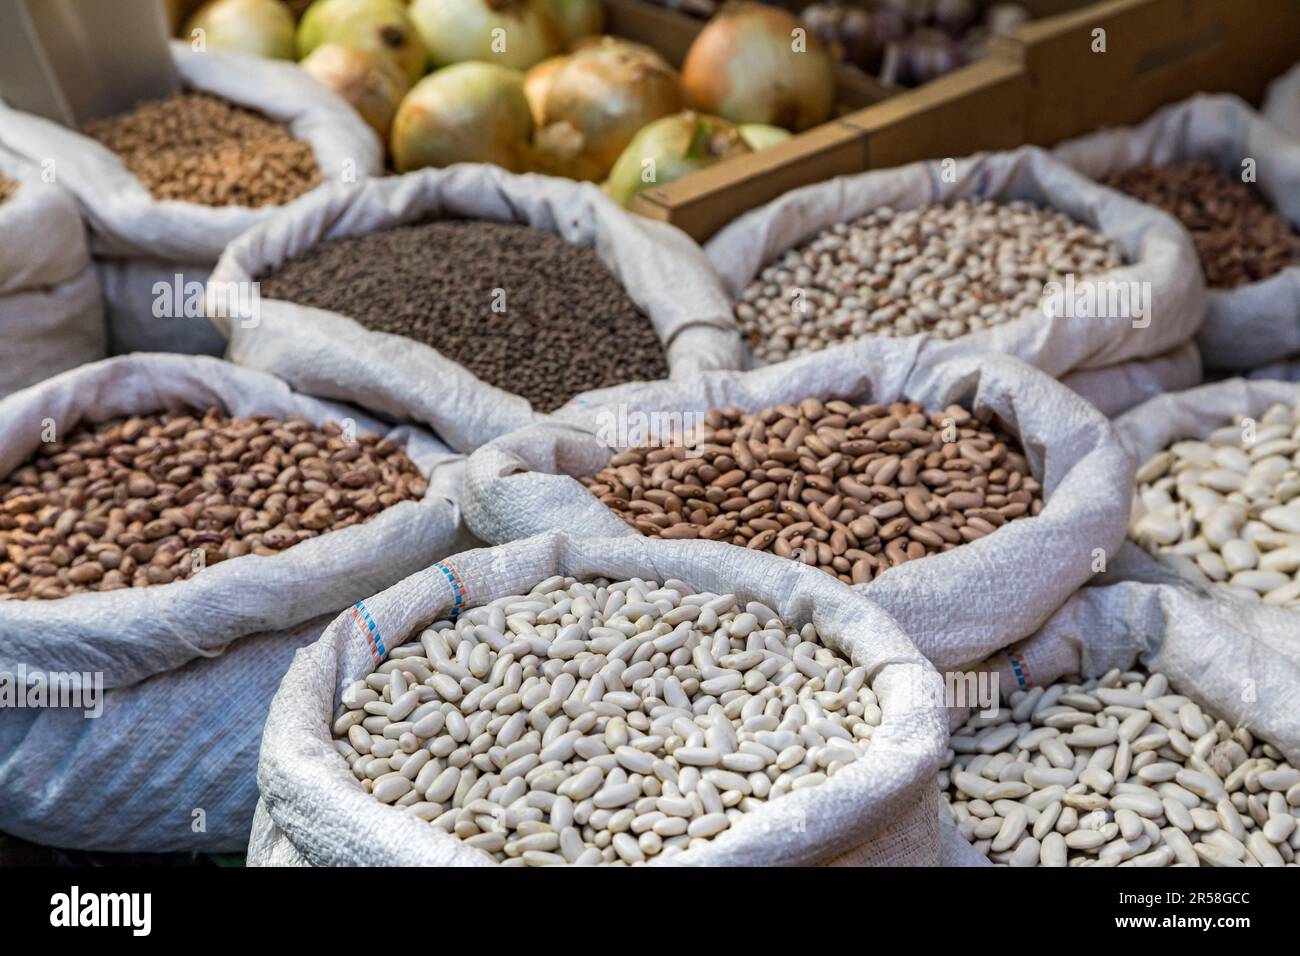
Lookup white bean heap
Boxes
[941,669,1300,867]
[1131,400,1300,609]
[332,575,880,865]
[734,200,1124,364]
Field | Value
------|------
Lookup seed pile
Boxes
[84,92,320,207]
[0,409,426,601]
[734,201,1124,364]
[333,575,879,865]
[256,220,669,412]
[0,173,16,206]
[1130,399,1300,609]
[942,668,1300,867]
[580,397,1042,583]
[1105,161,1300,288]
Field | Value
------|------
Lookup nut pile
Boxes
[1130,400,1300,609]
[734,201,1124,364]
[333,575,879,865]
[580,397,1042,583]
[0,408,426,601]
[0,173,16,206]
[84,92,320,207]
[942,668,1300,866]
[256,220,669,412]
[1105,161,1300,288]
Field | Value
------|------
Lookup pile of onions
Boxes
[681,3,836,132]
[301,42,409,142]
[390,62,534,172]
[297,0,428,85]
[409,0,561,71]
[604,111,750,206]
[534,39,683,181]
[185,0,297,59]
[541,0,605,46]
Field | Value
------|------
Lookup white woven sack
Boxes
[0,354,474,851]
[207,164,743,454]
[1247,358,1300,382]
[0,149,105,396]
[1055,94,1300,371]
[1264,63,1300,142]
[704,145,1204,385]
[0,43,381,355]
[1060,340,1202,419]
[462,338,1134,671]
[248,529,948,866]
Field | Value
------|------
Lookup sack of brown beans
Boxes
[1056,94,1300,372]
[1059,341,1201,420]
[248,528,948,866]
[461,338,1134,671]
[0,43,381,356]
[1264,62,1300,143]
[703,145,1205,417]
[207,164,741,454]
[0,353,471,851]
[0,149,105,397]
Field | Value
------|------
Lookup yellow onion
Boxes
[298,0,427,85]
[535,39,683,181]
[185,0,297,58]
[738,122,791,151]
[682,2,836,132]
[301,43,409,142]
[391,62,534,172]
[523,54,569,127]
[604,111,750,207]
[410,0,560,71]
[540,0,604,46]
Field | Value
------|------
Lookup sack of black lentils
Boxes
[1264,62,1300,143]
[0,149,105,397]
[702,144,1204,417]
[206,164,742,454]
[461,337,1135,672]
[1059,341,1201,420]
[0,353,471,851]
[249,529,948,866]
[0,42,382,356]
[1055,94,1300,372]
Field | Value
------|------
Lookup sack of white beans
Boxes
[1055,94,1300,371]
[1264,62,1300,143]
[0,354,470,851]
[249,529,948,866]
[0,149,105,397]
[207,165,742,455]
[1059,341,1202,420]
[703,145,1204,397]
[0,43,381,356]
[462,338,1134,671]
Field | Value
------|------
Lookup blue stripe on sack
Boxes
[353,600,385,658]
[433,563,465,620]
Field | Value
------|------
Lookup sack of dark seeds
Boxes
[703,145,1205,417]
[207,164,742,454]
[0,43,381,356]
[1056,94,1300,371]
[0,353,472,852]
[0,149,104,396]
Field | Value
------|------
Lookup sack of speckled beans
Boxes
[1056,93,1300,372]
[204,163,743,455]
[703,144,1207,419]
[0,353,469,853]
[0,42,381,356]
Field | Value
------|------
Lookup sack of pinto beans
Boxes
[0,42,381,356]
[206,164,742,455]
[1055,94,1300,372]
[248,529,948,866]
[703,144,1206,418]
[0,149,105,397]
[461,337,1135,672]
[0,354,470,851]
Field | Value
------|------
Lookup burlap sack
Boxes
[248,530,948,866]
[1056,94,1300,371]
